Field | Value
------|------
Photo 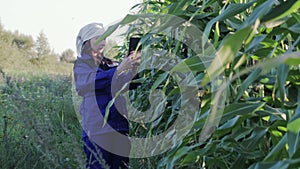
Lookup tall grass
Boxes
[0,73,85,169]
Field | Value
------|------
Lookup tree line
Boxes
[0,21,75,74]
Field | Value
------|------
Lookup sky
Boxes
[0,0,142,54]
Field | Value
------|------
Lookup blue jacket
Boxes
[73,54,130,137]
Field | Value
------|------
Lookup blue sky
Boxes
[0,0,141,54]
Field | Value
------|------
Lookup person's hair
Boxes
[81,40,92,56]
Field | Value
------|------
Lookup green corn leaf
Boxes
[288,23,300,34]
[171,56,208,73]
[241,127,268,150]
[150,72,169,92]
[201,25,255,86]
[168,0,188,15]
[261,0,300,23]
[206,0,219,7]
[249,160,290,169]
[231,128,268,169]
[241,0,275,27]
[287,118,300,157]
[263,134,287,162]
[235,68,262,102]
[103,97,115,127]
[220,102,265,124]
[204,1,255,38]
[284,57,300,66]
[166,145,198,169]
[290,89,300,122]
[244,35,267,53]
[217,116,240,131]
[103,79,130,127]
[96,14,155,43]
[277,64,290,105]
[286,89,300,157]
[287,69,300,83]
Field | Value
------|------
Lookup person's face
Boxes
[90,36,106,54]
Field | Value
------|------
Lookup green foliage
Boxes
[98,0,300,168]
[35,31,51,58]
[11,31,35,51]
[0,74,85,169]
[0,22,74,75]
[0,22,81,168]
[0,0,299,168]
[60,48,75,63]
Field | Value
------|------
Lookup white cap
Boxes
[76,22,105,58]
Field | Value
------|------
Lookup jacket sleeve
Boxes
[74,62,117,96]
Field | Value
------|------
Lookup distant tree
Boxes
[12,32,34,51]
[60,48,75,63]
[35,31,51,58]
[0,28,13,45]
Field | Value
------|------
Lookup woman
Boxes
[73,23,140,169]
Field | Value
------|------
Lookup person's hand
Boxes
[117,51,141,75]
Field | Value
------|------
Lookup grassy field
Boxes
[0,66,88,169]
[0,63,153,169]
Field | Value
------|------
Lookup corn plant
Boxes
[99,0,300,168]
